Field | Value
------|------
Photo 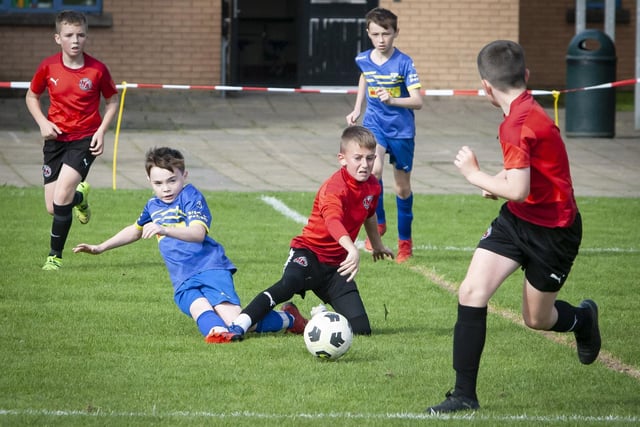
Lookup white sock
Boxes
[233,313,252,333]
[279,311,292,329]
[208,326,228,335]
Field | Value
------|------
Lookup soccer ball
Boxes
[303,311,353,360]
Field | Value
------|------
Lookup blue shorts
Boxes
[174,269,241,316]
[371,130,415,173]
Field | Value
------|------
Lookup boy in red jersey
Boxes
[26,10,119,270]
[227,126,394,338]
[426,40,600,414]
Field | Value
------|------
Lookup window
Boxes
[0,0,102,13]
[587,0,622,9]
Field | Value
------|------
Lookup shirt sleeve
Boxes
[318,190,349,242]
[502,126,533,170]
[184,188,212,232]
[29,62,48,95]
[136,205,151,228]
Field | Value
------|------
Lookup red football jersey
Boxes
[291,167,380,265]
[500,91,578,227]
[29,52,118,142]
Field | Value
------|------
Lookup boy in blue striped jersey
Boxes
[74,147,306,343]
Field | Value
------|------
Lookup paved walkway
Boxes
[1,90,639,197]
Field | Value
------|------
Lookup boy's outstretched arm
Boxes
[141,221,206,242]
[90,94,119,156]
[454,146,530,202]
[363,215,394,261]
[346,74,367,125]
[25,89,61,140]
[336,234,361,282]
[73,223,142,255]
[378,87,423,110]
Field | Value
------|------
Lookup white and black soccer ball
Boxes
[303,311,353,360]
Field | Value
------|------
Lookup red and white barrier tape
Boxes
[2,78,639,95]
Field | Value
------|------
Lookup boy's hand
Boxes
[73,243,103,255]
[40,121,61,140]
[346,110,360,126]
[337,247,361,282]
[482,189,498,200]
[90,131,105,156]
[454,146,481,179]
[371,245,394,261]
[142,222,166,239]
[375,87,391,104]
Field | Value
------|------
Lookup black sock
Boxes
[241,291,277,326]
[49,202,74,257]
[551,299,592,336]
[453,304,487,401]
[72,190,82,207]
[550,300,579,332]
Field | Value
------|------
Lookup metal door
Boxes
[298,0,377,86]
[225,0,377,87]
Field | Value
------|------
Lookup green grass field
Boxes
[1,187,639,426]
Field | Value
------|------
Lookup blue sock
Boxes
[254,310,289,333]
[196,310,227,336]
[397,193,413,241]
[376,179,386,225]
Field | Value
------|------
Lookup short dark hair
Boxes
[145,147,185,176]
[55,10,88,33]
[477,40,527,91]
[340,126,377,153]
[365,7,398,32]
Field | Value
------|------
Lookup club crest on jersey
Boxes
[78,77,93,91]
[363,195,374,210]
[481,225,492,240]
[292,256,308,267]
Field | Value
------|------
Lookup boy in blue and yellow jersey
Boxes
[73,147,307,343]
[346,7,423,263]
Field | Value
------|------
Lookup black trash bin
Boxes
[565,29,617,138]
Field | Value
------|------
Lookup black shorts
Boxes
[282,248,359,302]
[477,203,582,292]
[42,138,95,184]
[273,247,370,334]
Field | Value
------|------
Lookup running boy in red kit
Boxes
[425,40,600,414]
[226,126,395,339]
[26,10,119,270]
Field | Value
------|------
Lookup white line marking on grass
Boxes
[260,195,368,248]
[412,264,640,381]
[261,196,640,381]
[414,244,639,254]
[1,409,639,423]
[260,195,308,224]
[259,196,638,255]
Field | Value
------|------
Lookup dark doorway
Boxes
[224,0,377,87]
[225,0,298,87]
[298,0,377,86]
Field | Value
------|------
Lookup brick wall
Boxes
[378,0,519,90]
[0,0,222,86]
[520,0,636,90]
[0,1,635,91]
